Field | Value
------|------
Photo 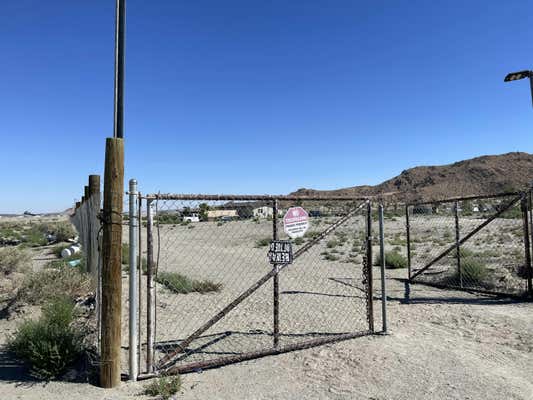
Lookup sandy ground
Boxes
[1,212,532,399]
[1,269,532,400]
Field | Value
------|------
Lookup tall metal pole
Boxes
[128,179,139,381]
[272,199,280,348]
[521,194,532,296]
[113,0,126,139]
[366,201,374,333]
[405,205,412,280]
[146,199,156,373]
[378,204,387,333]
[454,201,463,288]
[100,0,125,388]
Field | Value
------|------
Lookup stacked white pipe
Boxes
[61,244,81,258]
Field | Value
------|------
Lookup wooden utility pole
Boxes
[87,175,101,276]
[100,138,124,388]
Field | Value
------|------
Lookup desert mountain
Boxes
[291,152,533,203]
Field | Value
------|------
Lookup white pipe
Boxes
[129,179,139,381]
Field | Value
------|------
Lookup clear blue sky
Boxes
[1,0,532,213]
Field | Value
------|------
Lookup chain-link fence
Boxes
[128,194,376,376]
[407,192,533,297]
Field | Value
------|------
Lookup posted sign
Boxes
[283,207,309,238]
[268,240,293,265]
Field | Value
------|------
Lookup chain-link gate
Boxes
[126,193,378,378]
[406,192,533,298]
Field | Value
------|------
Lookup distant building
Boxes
[253,206,274,218]
[207,209,238,220]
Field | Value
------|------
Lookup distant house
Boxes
[207,209,238,220]
[253,206,274,218]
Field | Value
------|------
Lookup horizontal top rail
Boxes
[406,191,524,207]
[141,193,372,202]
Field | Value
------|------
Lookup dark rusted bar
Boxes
[137,194,143,371]
[272,198,280,347]
[157,201,367,370]
[144,193,371,202]
[146,199,155,372]
[366,201,374,333]
[406,191,522,207]
[454,201,463,288]
[521,195,532,296]
[165,331,371,376]
[410,194,523,280]
[405,205,412,279]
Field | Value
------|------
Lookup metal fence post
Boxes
[366,200,374,333]
[378,204,387,334]
[272,199,279,347]
[520,194,532,296]
[454,201,463,288]
[405,205,412,280]
[128,179,139,381]
[146,199,156,373]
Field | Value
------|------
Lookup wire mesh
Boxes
[408,193,530,296]
[143,197,372,373]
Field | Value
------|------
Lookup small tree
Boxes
[199,203,210,222]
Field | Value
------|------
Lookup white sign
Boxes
[283,206,309,239]
[268,240,293,265]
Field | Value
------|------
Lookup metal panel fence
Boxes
[127,194,379,378]
[407,192,533,298]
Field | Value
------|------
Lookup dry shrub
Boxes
[0,247,32,275]
[17,264,92,305]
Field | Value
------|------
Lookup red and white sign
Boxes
[283,207,309,239]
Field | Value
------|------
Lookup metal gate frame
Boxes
[127,191,385,380]
[406,191,533,299]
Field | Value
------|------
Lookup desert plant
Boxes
[0,247,32,275]
[7,296,86,380]
[293,237,304,245]
[460,258,487,282]
[17,264,92,305]
[255,237,271,247]
[323,252,340,261]
[143,375,182,399]
[156,271,222,294]
[326,239,339,248]
[375,251,407,269]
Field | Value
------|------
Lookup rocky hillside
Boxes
[291,152,533,203]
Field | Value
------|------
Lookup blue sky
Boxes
[1,0,532,213]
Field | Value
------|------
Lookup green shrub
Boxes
[156,272,222,294]
[7,297,86,380]
[323,252,340,261]
[461,258,487,282]
[143,375,182,400]
[17,264,91,305]
[0,247,32,275]
[293,237,304,245]
[304,230,321,240]
[375,251,407,269]
[255,238,271,248]
[326,239,339,248]
[157,213,181,224]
